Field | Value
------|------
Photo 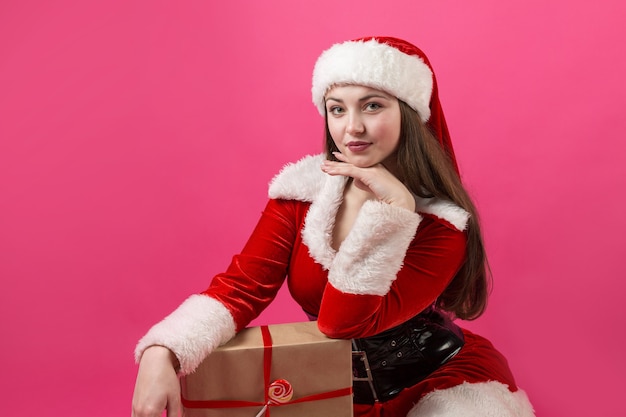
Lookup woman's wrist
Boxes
[142,345,180,371]
[390,189,416,212]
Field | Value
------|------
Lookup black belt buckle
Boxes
[352,341,379,404]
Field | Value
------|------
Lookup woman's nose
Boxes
[346,114,365,135]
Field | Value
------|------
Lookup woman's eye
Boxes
[328,106,344,115]
[365,102,381,111]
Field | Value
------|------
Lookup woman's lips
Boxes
[346,141,371,152]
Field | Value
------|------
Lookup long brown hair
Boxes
[324,101,491,320]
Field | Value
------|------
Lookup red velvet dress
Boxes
[136,154,534,416]
[201,198,518,415]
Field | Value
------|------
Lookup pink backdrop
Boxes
[1,1,625,415]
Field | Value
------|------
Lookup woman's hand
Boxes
[131,346,182,417]
[321,152,416,212]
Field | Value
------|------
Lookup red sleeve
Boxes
[317,215,467,338]
[201,198,303,331]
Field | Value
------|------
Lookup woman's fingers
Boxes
[166,391,182,417]
[332,151,350,163]
[321,158,414,211]
[321,159,390,194]
[320,159,360,177]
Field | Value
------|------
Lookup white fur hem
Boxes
[134,294,236,375]
[328,200,421,295]
[408,381,535,417]
[300,173,346,270]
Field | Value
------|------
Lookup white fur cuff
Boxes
[328,200,421,296]
[408,381,535,417]
[134,294,236,375]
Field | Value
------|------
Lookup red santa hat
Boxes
[312,36,458,173]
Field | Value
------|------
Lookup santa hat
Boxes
[312,36,458,173]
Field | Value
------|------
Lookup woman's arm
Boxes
[318,214,466,338]
[131,198,303,417]
[134,198,302,374]
[318,155,467,338]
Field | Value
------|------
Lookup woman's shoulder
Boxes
[268,154,328,202]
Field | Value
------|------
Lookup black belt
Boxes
[351,307,465,404]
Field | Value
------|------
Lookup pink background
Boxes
[1,1,625,415]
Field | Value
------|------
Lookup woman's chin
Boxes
[346,156,379,168]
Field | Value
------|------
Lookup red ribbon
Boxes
[181,325,352,414]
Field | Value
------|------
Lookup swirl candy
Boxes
[268,379,294,405]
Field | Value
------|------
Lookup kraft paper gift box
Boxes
[181,321,353,417]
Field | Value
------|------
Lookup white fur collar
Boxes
[268,154,469,232]
[414,195,470,231]
[268,154,329,202]
[269,154,345,269]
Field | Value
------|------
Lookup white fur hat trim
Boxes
[312,38,433,121]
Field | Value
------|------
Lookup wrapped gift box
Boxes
[181,321,353,417]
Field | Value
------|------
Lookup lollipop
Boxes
[255,379,294,417]
[268,379,293,404]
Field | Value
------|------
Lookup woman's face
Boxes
[325,85,401,169]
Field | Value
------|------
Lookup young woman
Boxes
[132,37,535,417]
